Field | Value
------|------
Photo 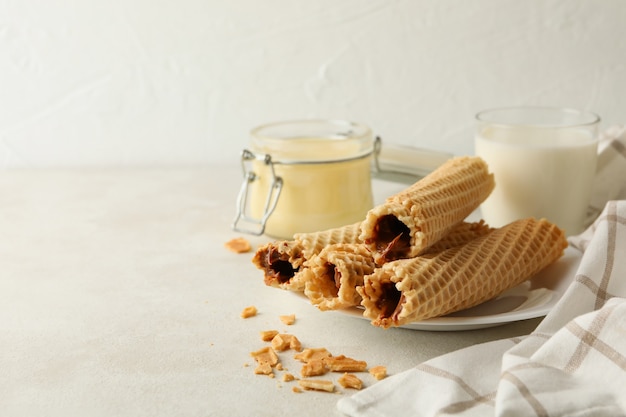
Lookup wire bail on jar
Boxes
[231,139,379,236]
[232,149,283,236]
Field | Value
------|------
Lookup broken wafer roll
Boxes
[252,240,306,290]
[360,156,495,265]
[358,218,567,328]
[302,244,377,310]
[252,222,363,291]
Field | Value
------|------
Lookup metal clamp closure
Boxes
[232,149,283,235]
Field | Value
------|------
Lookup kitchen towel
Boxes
[337,127,626,417]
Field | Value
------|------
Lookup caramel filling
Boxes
[324,263,340,297]
[367,215,411,262]
[375,281,403,320]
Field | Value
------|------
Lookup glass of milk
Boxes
[475,106,600,236]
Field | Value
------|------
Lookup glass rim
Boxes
[475,106,601,129]
[251,119,373,141]
[249,119,374,164]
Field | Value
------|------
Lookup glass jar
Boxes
[233,120,375,238]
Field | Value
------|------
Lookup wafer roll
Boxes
[423,219,494,254]
[252,240,306,291]
[252,222,363,291]
[358,218,567,328]
[360,156,495,265]
[301,220,492,310]
[302,244,377,310]
[294,222,362,259]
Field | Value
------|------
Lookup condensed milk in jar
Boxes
[233,120,375,239]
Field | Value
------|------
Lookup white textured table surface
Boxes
[0,167,542,417]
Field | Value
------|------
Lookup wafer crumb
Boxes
[294,348,332,363]
[292,386,302,393]
[323,355,367,372]
[301,360,328,377]
[338,373,363,390]
[271,333,302,352]
[241,306,257,318]
[224,237,252,253]
[369,365,387,380]
[254,363,273,375]
[279,314,296,325]
[260,330,279,341]
[283,373,296,382]
[298,379,335,392]
[250,347,279,375]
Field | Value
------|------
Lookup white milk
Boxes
[475,126,597,235]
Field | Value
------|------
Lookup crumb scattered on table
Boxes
[369,365,387,380]
[271,333,302,352]
[298,378,335,392]
[324,355,367,372]
[294,348,332,363]
[301,360,328,377]
[241,305,257,318]
[279,314,296,325]
[338,373,363,390]
[225,237,252,253]
[250,346,279,376]
[260,330,279,341]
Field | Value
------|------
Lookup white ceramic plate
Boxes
[329,246,582,331]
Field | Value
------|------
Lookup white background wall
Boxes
[1,0,624,168]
